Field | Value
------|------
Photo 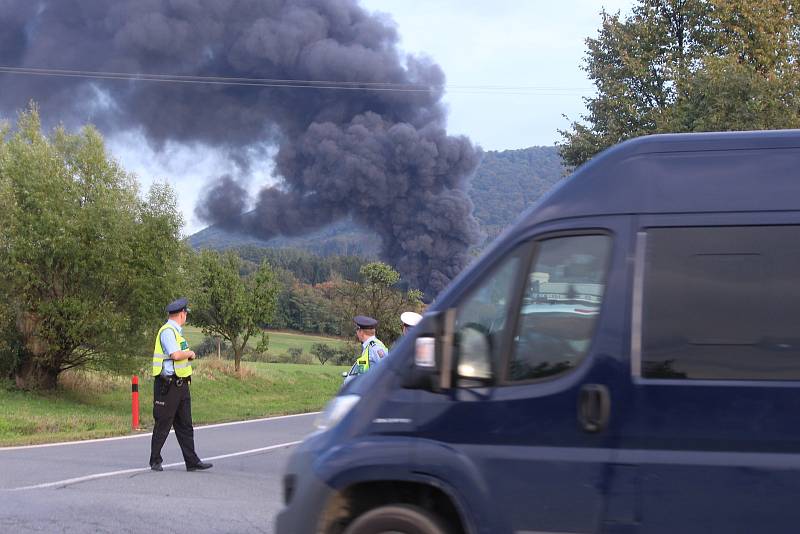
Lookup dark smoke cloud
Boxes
[0,0,482,297]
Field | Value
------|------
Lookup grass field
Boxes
[181,326,350,356]
[0,359,348,447]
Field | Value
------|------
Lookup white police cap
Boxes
[401,311,422,327]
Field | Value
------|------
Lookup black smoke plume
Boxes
[0,0,482,298]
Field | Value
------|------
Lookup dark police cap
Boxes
[165,297,190,314]
[353,315,378,329]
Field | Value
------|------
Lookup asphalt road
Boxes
[0,412,318,533]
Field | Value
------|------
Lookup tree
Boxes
[0,105,186,389]
[189,250,278,373]
[335,262,424,345]
[559,0,800,167]
[311,343,336,365]
[270,274,342,336]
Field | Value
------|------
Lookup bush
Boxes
[195,336,230,358]
[286,347,313,365]
[332,343,359,366]
[263,352,291,363]
[240,346,271,363]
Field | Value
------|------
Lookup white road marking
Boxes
[0,412,318,451]
[5,440,301,491]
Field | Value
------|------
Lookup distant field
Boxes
[0,360,348,447]
[182,326,350,357]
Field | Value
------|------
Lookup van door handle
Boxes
[578,384,610,433]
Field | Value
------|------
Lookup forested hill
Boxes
[188,217,381,257]
[188,145,564,253]
[469,146,564,242]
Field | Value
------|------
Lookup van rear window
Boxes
[641,226,800,380]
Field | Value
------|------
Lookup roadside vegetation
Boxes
[0,108,399,445]
[0,359,348,447]
[0,105,421,396]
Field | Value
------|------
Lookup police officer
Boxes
[400,311,422,335]
[149,297,212,472]
[354,315,388,373]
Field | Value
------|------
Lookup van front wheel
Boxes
[343,504,450,534]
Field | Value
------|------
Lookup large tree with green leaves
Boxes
[189,250,278,373]
[335,262,424,345]
[560,0,800,167]
[0,106,186,389]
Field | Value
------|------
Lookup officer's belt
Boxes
[157,374,191,385]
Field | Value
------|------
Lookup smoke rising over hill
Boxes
[0,0,482,297]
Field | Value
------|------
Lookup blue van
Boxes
[276,130,800,534]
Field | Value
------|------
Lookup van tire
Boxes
[343,504,450,534]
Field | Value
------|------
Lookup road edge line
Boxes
[4,440,302,491]
[0,412,318,451]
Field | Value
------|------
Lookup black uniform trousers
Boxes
[149,375,201,468]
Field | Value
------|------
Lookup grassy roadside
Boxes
[0,360,348,447]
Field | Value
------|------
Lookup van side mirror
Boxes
[402,309,456,390]
[414,337,436,369]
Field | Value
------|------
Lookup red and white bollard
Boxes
[131,375,140,430]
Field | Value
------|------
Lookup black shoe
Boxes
[186,461,212,471]
[150,463,163,472]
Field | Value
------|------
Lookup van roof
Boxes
[524,129,800,227]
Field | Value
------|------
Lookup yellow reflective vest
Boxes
[152,323,192,378]
[356,338,388,374]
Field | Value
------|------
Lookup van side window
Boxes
[641,226,800,380]
[508,235,611,382]
[454,250,523,381]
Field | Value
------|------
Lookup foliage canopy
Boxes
[188,249,279,373]
[560,0,800,167]
[0,105,185,389]
[335,262,424,345]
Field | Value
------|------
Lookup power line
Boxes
[0,65,592,96]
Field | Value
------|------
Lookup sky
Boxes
[109,0,635,235]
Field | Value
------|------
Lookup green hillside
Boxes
[187,217,379,256]
[469,146,564,242]
[188,146,564,252]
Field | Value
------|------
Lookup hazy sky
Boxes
[359,0,634,149]
[109,0,635,234]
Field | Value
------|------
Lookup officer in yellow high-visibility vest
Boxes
[149,297,212,472]
[354,315,388,374]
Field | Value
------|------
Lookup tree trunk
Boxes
[14,311,60,390]
[217,338,221,359]
[234,345,242,374]
[15,358,59,390]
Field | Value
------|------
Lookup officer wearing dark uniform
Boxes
[149,297,212,472]
[354,315,388,373]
